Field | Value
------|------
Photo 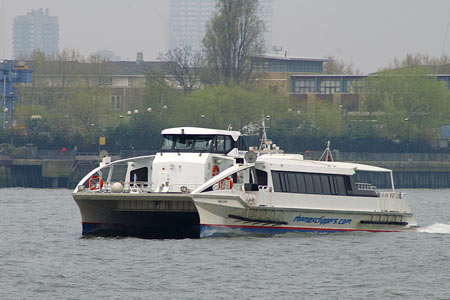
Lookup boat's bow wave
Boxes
[416,223,450,234]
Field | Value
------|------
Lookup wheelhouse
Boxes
[159,127,246,155]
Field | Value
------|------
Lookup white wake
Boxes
[416,223,450,234]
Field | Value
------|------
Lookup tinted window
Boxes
[335,176,347,195]
[161,135,175,150]
[224,136,234,153]
[329,175,337,194]
[287,173,298,193]
[304,174,314,194]
[272,171,281,192]
[296,173,307,193]
[194,136,213,151]
[256,169,268,186]
[312,174,322,194]
[280,172,289,192]
[213,136,225,153]
[175,136,194,150]
[321,175,331,195]
[271,171,361,196]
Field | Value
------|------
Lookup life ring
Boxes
[88,175,104,190]
[218,177,233,190]
[212,164,220,176]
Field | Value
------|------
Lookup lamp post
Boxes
[201,115,205,127]
[266,115,272,137]
[119,115,124,125]
[404,117,410,151]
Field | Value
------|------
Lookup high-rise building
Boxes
[169,0,272,53]
[13,8,59,59]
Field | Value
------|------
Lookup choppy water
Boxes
[0,188,449,300]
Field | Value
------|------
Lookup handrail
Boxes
[73,155,155,193]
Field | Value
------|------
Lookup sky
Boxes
[1,0,450,74]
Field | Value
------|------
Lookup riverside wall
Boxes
[0,148,449,189]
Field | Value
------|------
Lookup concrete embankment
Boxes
[0,148,449,189]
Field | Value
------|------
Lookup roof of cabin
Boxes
[256,154,391,175]
[161,127,241,141]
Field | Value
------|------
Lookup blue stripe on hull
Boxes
[200,224,342,237]
[200,224,397,237]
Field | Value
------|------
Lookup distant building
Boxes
[95,50,122,62]
[13,8,59,59]
[18,53,166,116]
[168,0,272,52]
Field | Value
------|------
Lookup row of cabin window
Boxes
[271,171,350,195]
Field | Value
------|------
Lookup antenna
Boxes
[272,45,283,55]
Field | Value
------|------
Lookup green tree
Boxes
[366,67,450,142]
[169,85,290,131]
[203,0,266,85]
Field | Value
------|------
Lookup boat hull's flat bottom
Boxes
[81,211,200,239]
[199,224,406,238]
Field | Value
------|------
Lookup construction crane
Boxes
[0,60,33,129]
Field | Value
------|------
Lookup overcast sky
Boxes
[1,0,450,74]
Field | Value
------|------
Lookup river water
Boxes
[0,188,449,300]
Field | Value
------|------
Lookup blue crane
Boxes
[0,60,33,129]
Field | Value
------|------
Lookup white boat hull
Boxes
[193,193,418,237]
[73,192,200,238]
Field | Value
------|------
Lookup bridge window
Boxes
[159,134,236,154]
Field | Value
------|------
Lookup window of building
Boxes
[345,79,363,94]
[111,95,121,111]
[98,76,112,86]
[293,79,315,94]
[320,79,341,94]
[253,60,269,72]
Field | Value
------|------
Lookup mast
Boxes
[319,141,334,162]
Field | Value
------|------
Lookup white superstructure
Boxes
[191,152,418,237]
[72,127,248,238]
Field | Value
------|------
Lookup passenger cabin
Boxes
[195,154,394,198]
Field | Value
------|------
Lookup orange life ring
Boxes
[212,164,220,176]
[218,177,233,190]
[88,175,104,190]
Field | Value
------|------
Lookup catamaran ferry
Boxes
[191,150,418,237]
[72,127,247,238]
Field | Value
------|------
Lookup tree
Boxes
[168,85,290,131]
[384,53,450,70]
[323,56,360,75]
[366,67,450,142]
[159,46,203,93]
[203,0,266,85]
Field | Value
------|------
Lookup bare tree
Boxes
[323,56,360,75]
[159,46,203,93]
[202,0,266,85]
[385,53,450,70]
